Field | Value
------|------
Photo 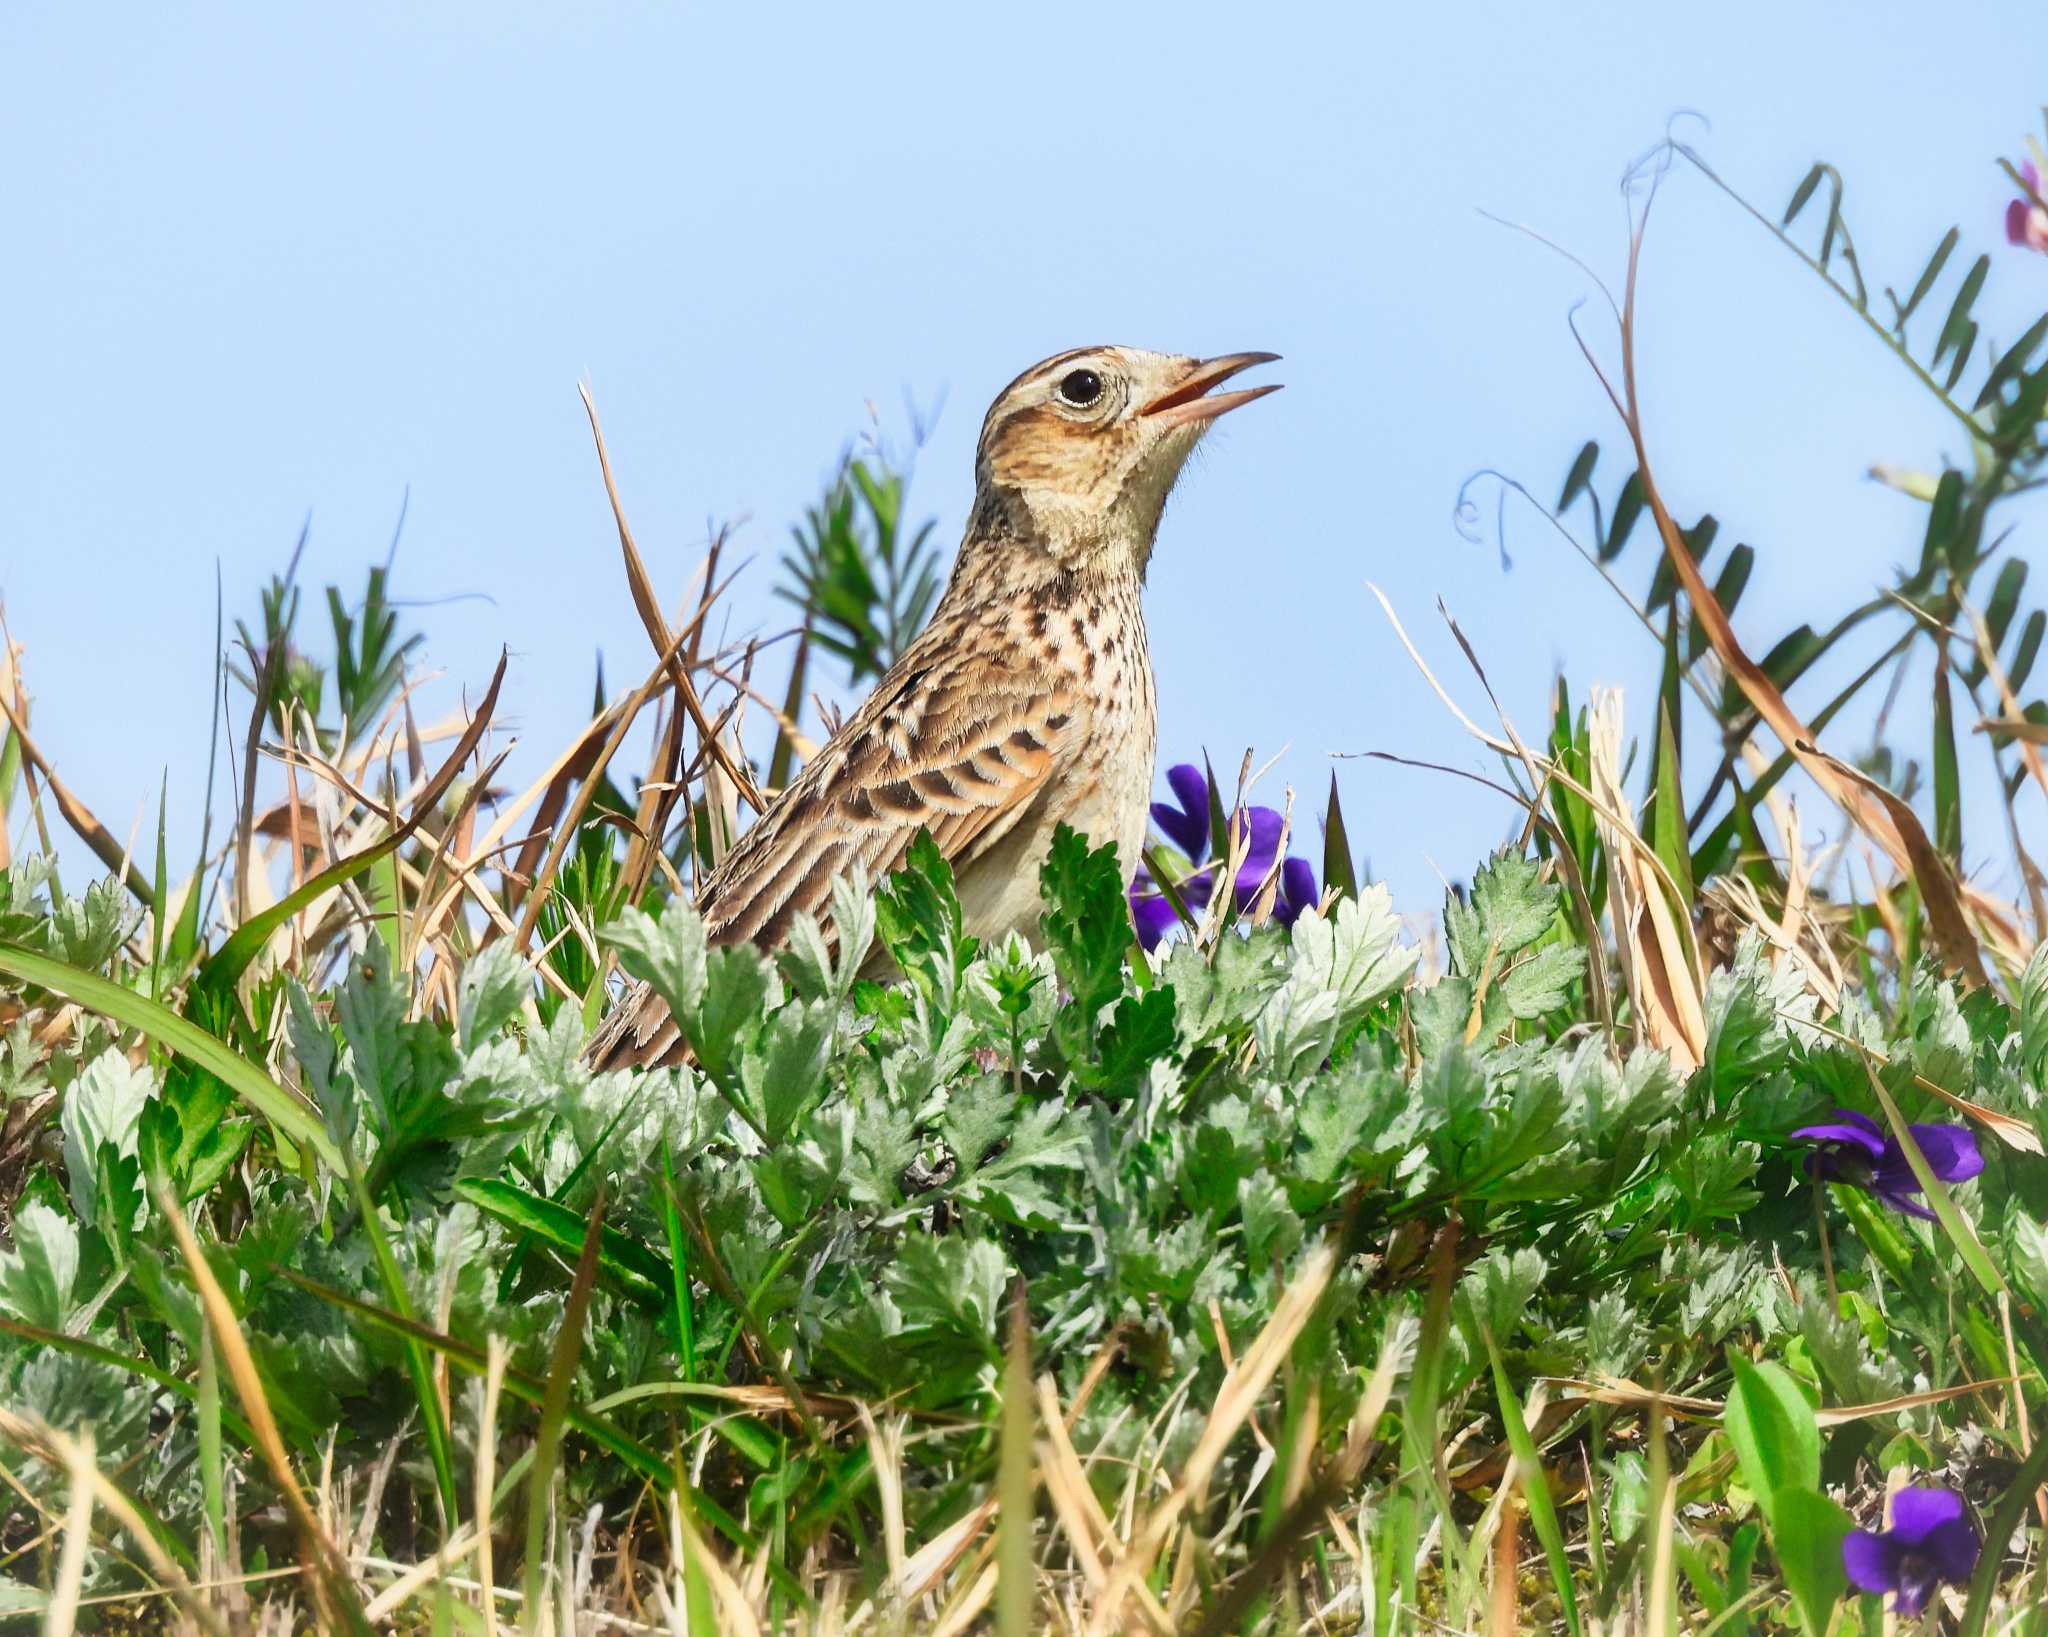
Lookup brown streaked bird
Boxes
[585,346,1281,1069]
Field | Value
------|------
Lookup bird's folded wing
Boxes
[584,653,1080,1070]
[704,653,1081,947]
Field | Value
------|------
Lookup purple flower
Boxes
[1275,855,1320,927]
[2008,161,2048,255]
[1842,1486,1980,1617]
[1790,1109,1983,1221]
[1149,763,1214,862]
[1128,877,1182,950]
[1127,763,1322,949]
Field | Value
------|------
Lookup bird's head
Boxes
[970,346,1280,577]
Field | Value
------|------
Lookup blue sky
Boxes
[2,1,2042,919]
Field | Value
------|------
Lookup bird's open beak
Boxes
[1139,351,1282,429]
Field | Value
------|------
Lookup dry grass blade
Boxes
[578,381,764,816]
[1981,714,2048,747]
[1186,1242,1333,1508]
[359,1525,481,1622]
[1798,740,1990,986]
[160,1182,372,1634]
[886,1496,996,1612]
[1597,190,2027,983]
[1587,691,1705,1070]
[0,1406,231,1637]
[477,1334,507,1637]
[1486,1477,1521,1637]
[854,1404,907,1594]
[510,623,693,951]
[1548,1372,2003,1426]
[1081,1242,1335,1637]
[0,685,155,908]
[996,1290,1036,1637]
[659,1490,763,1637]
[1645,1400,1677,1637]
[45,1424,94,1637]
[1963,599,2048,801]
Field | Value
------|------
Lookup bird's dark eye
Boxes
[1057,368,1104,407]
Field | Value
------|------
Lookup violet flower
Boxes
[1789,1108,1983,1221]
[2008,160,2048,255]
[1842,1486,1980,1617]
[1128,763,1321,949]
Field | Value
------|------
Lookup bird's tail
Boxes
[582,978,692,1071]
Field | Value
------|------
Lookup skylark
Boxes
[586,346,1280,1069]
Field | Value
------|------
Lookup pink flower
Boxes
[2007,161,2048,254]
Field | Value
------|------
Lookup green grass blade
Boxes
[199,1326,225,1568]
[457,1177,670,1307]
[0,1317,259,1452]
[276,1267,670,1485]
[347,1153,460,1530]
[658,1144,697,1377]
[1483,1327,1584,1637]
[198,651,503,998]
[995,1289,1034,1637]
[523,1184,607,1617]
[1932,647,1961,860]
[0,939,341,1171]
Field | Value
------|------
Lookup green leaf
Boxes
[1919,468,1964,575]
[1085,986,1178,1093]
[138,1063,251,1205]
[0,1201,80,1331]
[1974,310,2048,410]
[1651,699,1695,910]
[458,941,532,1050]
[1557,440,1599,511]
[1933,650,1961,860]
[60,1048,153,1230]
[1722,1356,1819,1533]
[2010,609,2044,692]
[0,941,342,1170]
[604,904,710,1027]
[1321,773,1359,903]
[1781,163,1825,225]
[1483,1327,1584,1637]
[872,830,974,1007]
[694,946,776,1084]
[455,1178,672,1308]
[1894,225,1959,328]
[1602,472,1644,562]
[1259,887,1414,1077]
[739,998,835,1143]
[1039,824,1132,1017]
[1444,852,1558,977]
[1770,1485,1852,1637]
[1934,254,1990,371]
[1499,943,1582,1020]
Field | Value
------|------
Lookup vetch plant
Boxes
[2007,157,2048,255]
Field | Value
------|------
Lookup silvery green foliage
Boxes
[1256,885,1416,1079]
[2020,940,2048,1088]
[8,825,2041,1586]
[1413,852,1582,1054]
[50,877,141,971]
[0,1200,79,1330]
[459,940,532,1050]
[60,1048,153,1230]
